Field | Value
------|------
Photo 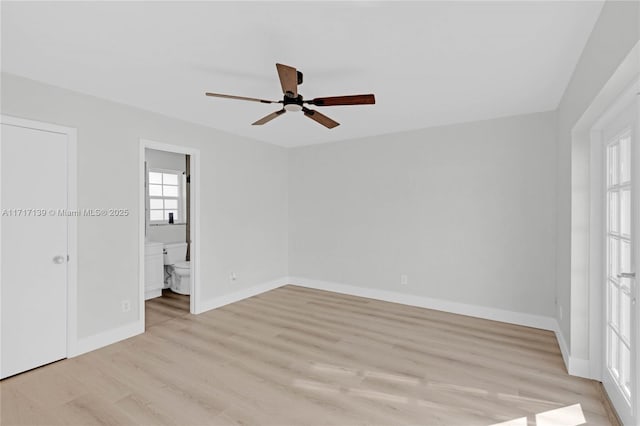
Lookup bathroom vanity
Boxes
[144,241,165,300]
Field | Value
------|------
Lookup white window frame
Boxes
[605,128,634,402]
[148,168,184,224]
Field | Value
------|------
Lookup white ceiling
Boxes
[2,1,603,148]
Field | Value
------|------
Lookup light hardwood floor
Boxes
[145,289,190,329]
[1,285,617,425]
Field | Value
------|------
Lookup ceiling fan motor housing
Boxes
[283,94,304,111]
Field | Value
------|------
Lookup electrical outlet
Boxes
[558,305,563,321]
[121,299,131,313]
[230,272,237,281]
[400,274,408,285]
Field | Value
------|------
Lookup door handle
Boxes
[617,272,636,279]
[52,255,66,264]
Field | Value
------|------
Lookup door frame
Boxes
[0,114,78,358]
[139,138,201,318]
[589,78,640,424]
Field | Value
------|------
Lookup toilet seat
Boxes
[174,261,190,270]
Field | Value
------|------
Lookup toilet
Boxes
[163,242,191,295]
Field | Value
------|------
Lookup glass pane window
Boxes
[163,173,178,185]
[608,144,619,186]
[611,331,620,378]
[621,189,631,237]
[622,344,632,397]
[149,184,163,196]
[149,210,164,221]
[610,280,619,329]
[163,185,179,197]
[149,199,163,210]
[605,127,634,405]
[620,135,631,183]
[148,169,184,223]
[609,237,619,279]
[149,172,163,184]
[621,290,631,343]
[609,191,619,234]
[621,239,631,278]
[607,329,620,378]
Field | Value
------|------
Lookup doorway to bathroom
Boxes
[139,139,200,329]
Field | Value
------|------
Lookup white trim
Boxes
[145,289,162,300]
[140,139,201,318]
[569,356,592,379]
[289,277,557,331]
[553,323,592,378]
[555,324,571,370]
[589,127,606,382]
[0,115,80,135]
[147,167,185,224]
[72,321,144,357]
[66,126,79,357]
[0,115,79,361]
[195,277,290,314]
[570,40,640,385]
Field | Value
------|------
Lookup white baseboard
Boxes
[568,356,591,379]
[71,320,144,357]
[553,321,593,379]
[289,277,557,331]
[194,276,290,314]
[554,323,571,371]
[145,289,162,300]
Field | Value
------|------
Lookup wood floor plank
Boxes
[1,285,618,425]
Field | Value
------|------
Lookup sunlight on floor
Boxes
[535,404,586,426]
[492,404,586,426]
[298,362,588,426]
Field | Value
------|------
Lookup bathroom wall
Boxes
[145,148,187,244]
[1,73,289,341]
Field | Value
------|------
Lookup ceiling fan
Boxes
[205,63,375,129]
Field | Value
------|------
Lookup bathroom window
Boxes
[148,169,184,223]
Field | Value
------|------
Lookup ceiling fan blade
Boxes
[302,107,340,129]
[276,63,298,98]
[205,92,277,104]
[252,109,286,125]
[309,94,376,107]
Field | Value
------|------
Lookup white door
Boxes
[603,102,637,424]
[1,123,69,379]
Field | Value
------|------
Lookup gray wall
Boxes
[289,111,557,317]
[555,0,640,356]
[1,73,289,339]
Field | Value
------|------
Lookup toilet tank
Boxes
[163,242,187,265]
